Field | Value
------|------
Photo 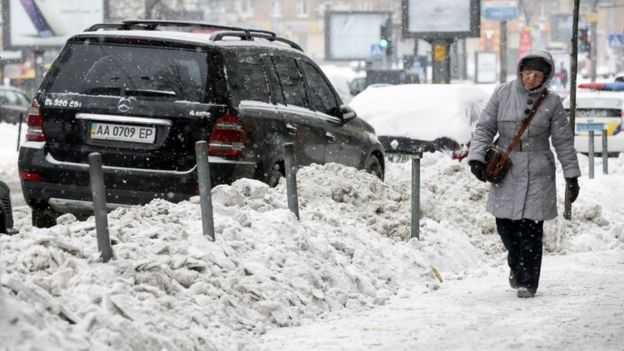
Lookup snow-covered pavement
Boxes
[260,249,624,350]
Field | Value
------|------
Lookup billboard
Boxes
[2,0,106,50]
[401,0,480,39]
[325,11,391,61]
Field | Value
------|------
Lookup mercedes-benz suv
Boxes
[18,20,385,227]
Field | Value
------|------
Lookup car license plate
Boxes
[576,123,604,132]
[90,123,156,143]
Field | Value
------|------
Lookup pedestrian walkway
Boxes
[260,250,624,351]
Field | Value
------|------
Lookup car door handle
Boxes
[286,123,297,135]
[325,132,336,142]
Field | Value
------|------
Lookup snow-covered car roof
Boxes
[563,90,624,109]
[348,84,490,144]
[72,30,302,52]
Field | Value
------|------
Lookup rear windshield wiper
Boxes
[124,89,177,98]
[82,87,123,95]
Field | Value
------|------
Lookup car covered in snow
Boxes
[348,84,490,160]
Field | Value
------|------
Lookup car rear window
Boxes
[46,42,209,102]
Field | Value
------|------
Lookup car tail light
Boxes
[451,141,468,161]
[25,100,46,142]
[19,171,42,182]
[208,114,246,157]
[452,150,468,161]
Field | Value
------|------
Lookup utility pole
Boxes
[499,20,508,83]
[431,39,452,84]
[565,0,581,221]
[590,0,599,82]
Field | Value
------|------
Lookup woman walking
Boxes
[467,49,581,298]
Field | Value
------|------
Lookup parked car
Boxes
[349,69,420,96]
[0,180,18,235]
[18,20,385,227]
[563,82,624,157]
[0,86,30,124]
[348,84,489,160]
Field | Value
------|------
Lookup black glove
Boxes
[566,177,580,203]
[469,160,486,182]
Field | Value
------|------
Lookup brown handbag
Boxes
[484,91,548,183]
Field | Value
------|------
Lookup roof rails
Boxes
[210,31,303,51]
[84,20,303,51]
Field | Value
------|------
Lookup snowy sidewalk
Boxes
[260,250,624,351]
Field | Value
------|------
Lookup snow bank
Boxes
[0,121,622,350]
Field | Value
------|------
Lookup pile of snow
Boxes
[0,122,21,182]
[0,121,622,350]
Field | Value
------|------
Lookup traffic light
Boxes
[379,24,392,57]
[579,28,590,53]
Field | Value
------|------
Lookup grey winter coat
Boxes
[467,49,581,221]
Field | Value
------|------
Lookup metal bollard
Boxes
[16,113,23,151]
[195,141,215,241]
[602,132,608,175]
[88,153,113,262]
[284,143,300,220]
[411,154,421,240]
[588,131,594,179]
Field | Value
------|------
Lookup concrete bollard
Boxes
[88,152,113,263]
[284,143,300,220]
[195,141,215,241]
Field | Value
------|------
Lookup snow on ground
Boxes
[0,121,623,350]
[260,250,624,351]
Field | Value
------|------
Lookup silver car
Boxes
[0,86,30,124]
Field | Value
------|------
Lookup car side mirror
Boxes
[340,104,357,123]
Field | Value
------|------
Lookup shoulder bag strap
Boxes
[502,90,548,159]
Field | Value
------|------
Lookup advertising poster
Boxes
[402,0,480,39]
[476,52,497,83]
[3,0,105,49]
[325,11,390,61]
[407,0,470,32]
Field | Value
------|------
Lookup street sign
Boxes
[433,44,447,62]
[608,34,624,49]
[483,2,518,21]
[370,44,385,61]
[577,123,605,132]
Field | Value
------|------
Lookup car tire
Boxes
[0,212,6,234]
[32,207,58,228]
[365,155,384,180]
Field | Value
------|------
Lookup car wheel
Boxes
[32,207,58,228]
[266,162,285,187]
[0,211,6,234]
[365,155,384,180]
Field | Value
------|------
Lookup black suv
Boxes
[18,20,385,227]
